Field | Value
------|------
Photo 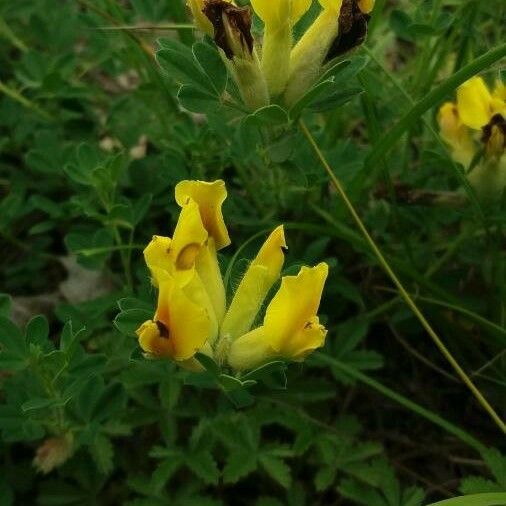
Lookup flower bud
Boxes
[33,434,74,474]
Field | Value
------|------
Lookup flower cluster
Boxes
[136,180,329,373]
[187,0,375,110]
[438,76,506,200]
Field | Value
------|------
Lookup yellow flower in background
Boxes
[136,180,329,374]
[438,76,506,201]
[228,263,329,371]
[250,0,312,96]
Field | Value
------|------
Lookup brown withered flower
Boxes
[203,0,254,60]
[326,0,371,61]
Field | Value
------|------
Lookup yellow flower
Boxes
[220,225,287,341]
[136,180,329,373]
[284,0,373,106]
[228,263,329,371]
[250,0,312,96]
[438,76,506,201]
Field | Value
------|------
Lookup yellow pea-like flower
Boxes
[136,180,329,373]
[220,225,287,341]
[227,263,329,371]
[438,76,506,201]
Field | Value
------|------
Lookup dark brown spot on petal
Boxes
[156,320,170,339]
[326,0,370,62]
[203,0,254,60]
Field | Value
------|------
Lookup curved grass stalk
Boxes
[299,120,506,435]
[315,353,486,454]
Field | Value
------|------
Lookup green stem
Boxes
[315,353,486,454]
[299,119,506,435]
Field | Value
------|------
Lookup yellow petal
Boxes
[175,180,230,250]
[318,0,344,12]
[195,239,227,325]
[438,102,476,167]
[139,271,213,361]
[187,0,214,36]
[227,326,275,371]
[220,225,287,340]
[171,200,208,270]
[264,263,328,353]
[227,315,327,371]
[137,320,174,358]
[457,77,493,129]
[251,0,311,25]
[280,315,327,360]
[143,235,173,286]
[357,0,375,14]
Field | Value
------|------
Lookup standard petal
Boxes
[175,180,230,250]
[457,77,493,129]
[220,226,287,340]
[264,263,328,352]
[171,200,208,271]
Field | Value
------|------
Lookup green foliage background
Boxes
[0,0,505,504]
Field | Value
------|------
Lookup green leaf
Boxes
[21,398,59,412]
[249,105,289,126]
[114,309,152,337]
[223,450,258,484]
[193,41,228,95]
[259,453,291,489]
[151,458,183,493]
[90,433,114,475]
[424,493,506,506]
[25,314,49,347]
[0,294,11,318]
[185,451,220,485]
[195,353,220,376]
[177,85,219,114]
[157,45,209,91]
[0,317,27,370]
